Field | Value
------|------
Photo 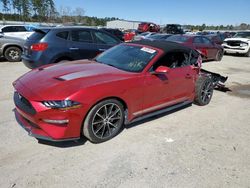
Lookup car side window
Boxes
[15,26,27,32]
[151,51,190,71]
[2,26,27,32]
[2,26,16,32]
[71,30,93,43]
[202,37,212,45]
[56,31,69,40]
[193,37,203,44]
[93,31,119,45]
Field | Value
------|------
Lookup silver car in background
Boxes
[133,32,156,41]
[0,33,25,62]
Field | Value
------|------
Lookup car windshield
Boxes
[148,34,164,39]
[167,35,189,43]
[95,44,158,73]
[148,34,171,40]
[139,32,150,36]
[234,32,250,39]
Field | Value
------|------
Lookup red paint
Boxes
[170,35,223,61]
[13,43,201,141]
[138,22,160,33]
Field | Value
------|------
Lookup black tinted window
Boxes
[167,35,189,43]
[202,37,212,44]
[28,30,47,40]
[15,26,27,32]
[2,26,27,32]
[71,30,93,43]
[2,26,16,32]
[152,51,190,70]
[193,37,203,43]
[56,31,69,40]
[94,31,119,45]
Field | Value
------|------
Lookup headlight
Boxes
[42,100,81,110]
[240,43,248,47]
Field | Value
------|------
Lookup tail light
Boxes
[31,43,48,51]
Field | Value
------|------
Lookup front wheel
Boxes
[83,99,124,143]
[4,47,22,62]
[245,49,250,57]
[194,76,214,106]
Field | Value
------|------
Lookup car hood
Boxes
[14,60,135,100]
[224,37,250,42]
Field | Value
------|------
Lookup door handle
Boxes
[99,49,106,52]
[185,74,192,79]
[69,47,79,50]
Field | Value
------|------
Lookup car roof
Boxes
[130,40,195,54]
[151,33,171,36]
[36,26,100,31]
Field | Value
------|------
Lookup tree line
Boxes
[0,0,249,29]
[0,0,118,25]
[1,0,56,21]
[184,23,250,31]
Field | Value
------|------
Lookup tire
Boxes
[194,76,214,106]
[4,47,22,62]
[83,99,125,143]
[215,50,223,61]
[245,49,250,57]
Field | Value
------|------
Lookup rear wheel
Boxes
[4,47,22,62]
[215,50,223,61]
[83,99,124,143]
[194,76,214,106]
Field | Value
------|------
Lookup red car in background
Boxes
[138,22,160,33]
[123,29,138,42]
[167,35,224,61]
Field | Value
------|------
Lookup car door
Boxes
[193,36,209,58]
[201,36,218,59]
[142,51,195,114]
[68,29,99,60]
[92,30,120,54]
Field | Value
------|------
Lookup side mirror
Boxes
[0,32,4,38]
[152,66,170,75]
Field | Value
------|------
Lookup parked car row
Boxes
[0,24,249,65]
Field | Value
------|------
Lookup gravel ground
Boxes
[0,55,250,188]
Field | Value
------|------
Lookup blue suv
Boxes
[22,27,121,69]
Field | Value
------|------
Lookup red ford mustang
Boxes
[167,34,224,61]
[14,40,219,143]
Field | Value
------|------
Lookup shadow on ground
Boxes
[125,103,192,129]
[37,137,88,148]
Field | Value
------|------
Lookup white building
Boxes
[106,20,141,30]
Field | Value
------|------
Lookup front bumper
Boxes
[222,45,249,54]
[13,91,85,142]
[14,109,80,142]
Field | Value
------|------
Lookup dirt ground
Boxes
[0,55,250,188]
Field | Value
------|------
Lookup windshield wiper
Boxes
[94,59,118,69]
[104,63,117,69]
